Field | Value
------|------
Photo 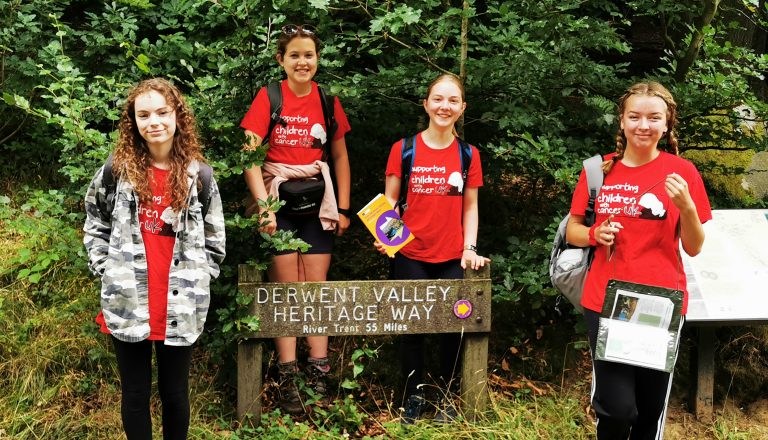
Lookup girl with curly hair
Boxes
[83,77,226,439]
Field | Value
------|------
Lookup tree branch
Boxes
[0,114,28,146]
[458,0,470,138]
[675,0,722,82]
[383,32,452,74]
[660,12,676,52]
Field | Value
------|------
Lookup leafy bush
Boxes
[2,0,768,436]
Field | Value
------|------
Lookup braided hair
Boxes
[603,81,679,174]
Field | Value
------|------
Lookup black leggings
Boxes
[112,337,193,440]
[584,309,677,440]
[392,253,464,398]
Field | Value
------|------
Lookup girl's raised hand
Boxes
[665,173,695,212]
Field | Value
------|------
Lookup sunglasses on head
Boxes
[281,24,316,36]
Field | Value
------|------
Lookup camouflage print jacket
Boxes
[83,160,226,346]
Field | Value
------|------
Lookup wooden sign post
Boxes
[236,264,492,423]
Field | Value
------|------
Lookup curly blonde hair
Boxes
[603,81,679,174]
[112,78,205,212]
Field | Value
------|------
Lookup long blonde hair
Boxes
[112,78,205,212]
[604,81,679,174]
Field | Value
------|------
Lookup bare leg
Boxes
[269,253,332,360]
[300,253,332,358]
[270,253,302,362]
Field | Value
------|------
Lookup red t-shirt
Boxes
[385,133,483,262]
[240,80,351,165]
[97,167,176,339]
[570,152,712,315]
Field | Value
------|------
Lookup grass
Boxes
[3,197,768,439]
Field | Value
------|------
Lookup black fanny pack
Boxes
[279,177,325,215]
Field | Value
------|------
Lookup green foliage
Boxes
[685,146,757,207]
[311,394,369,437]
[2,0,768,435]
[0,189,87,293]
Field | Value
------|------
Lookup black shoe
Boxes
[277,361,304,415]
[305,357,330,397]
[401,393,425,426]
[433,397,459,423]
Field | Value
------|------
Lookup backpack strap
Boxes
[265,81,337,162]
[101,154,117,220]
[396,136,472,214]
[582,154,604,267]
[265,81,285,144]
[582,154,604,227]
[396,136,417,213]
[317,85,337,162]
[197,162,213,219]
[457,137,473,187]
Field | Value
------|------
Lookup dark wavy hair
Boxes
[112,78,205,212]
[603,81,679,174]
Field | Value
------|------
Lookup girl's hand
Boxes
[461,249,490,270]
[594,214,623,247]
[665,173,695,212]
[373,240,390,256]
[259,210,277,235]
[335,214,350,237]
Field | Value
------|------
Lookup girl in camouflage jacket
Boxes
[83,78,225,440]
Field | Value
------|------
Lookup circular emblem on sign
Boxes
[453,299,473,319]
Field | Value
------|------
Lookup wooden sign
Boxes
[238,266,492,338]
[236,264,492,424]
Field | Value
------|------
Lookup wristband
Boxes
[588,223,599,247]
[463,244,478,253]
[337,207,351,217]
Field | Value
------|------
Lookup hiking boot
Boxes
[433,397,459,423]
[401,393,426,426]
[277,360,304,415]
[305,356,330,397]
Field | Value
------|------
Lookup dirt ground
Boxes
[527,336,768,439]
[663,397,768,439]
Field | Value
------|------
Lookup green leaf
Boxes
[134,59,150,73]
[340,378,360,390]
[309,0,329,10]
[353,363,364,378]
[351,348,365,362]
[134,53,151,73]
[12,95,30,110]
